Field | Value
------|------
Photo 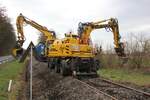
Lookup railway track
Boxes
[74,78,118,100]
[24,61,118,100]
[80,77,150,100]
[33,65,116,100]
[22,59,150,100]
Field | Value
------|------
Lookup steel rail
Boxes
[74,78,118,100]
[94,78,150,97]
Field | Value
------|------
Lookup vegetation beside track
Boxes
[0,6,16,56]
[98,68,150,86]
[0,60,25,100]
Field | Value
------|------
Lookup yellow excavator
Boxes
[12,13,126,77]
[47,18,126,76]
[12,13,56,59]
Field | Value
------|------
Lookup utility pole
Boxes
[30,45,33,100]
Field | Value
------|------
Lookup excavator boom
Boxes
[12,13,56,58]
[78,18,126,57]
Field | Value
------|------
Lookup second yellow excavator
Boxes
[13,13,126,77]
[47,18,126,76]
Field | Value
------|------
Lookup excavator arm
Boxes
[16,13,56,46]
[12,13,56,58]
[78,18,126,57]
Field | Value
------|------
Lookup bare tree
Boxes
[38,32,46,43]
[125,33,150,69]
[99,33,150,69]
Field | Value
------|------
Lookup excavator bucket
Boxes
[114,42,128,63]
[12,42,36,62]
[12,48,23,58]
[115,42,126,57]
[12,41,24,58]
[115,48,125,57]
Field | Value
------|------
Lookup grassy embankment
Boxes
[0,60,25,100]
[98,68,150,86]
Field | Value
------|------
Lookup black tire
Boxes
[54,65,60,73]
[60,61,68,76]
[95,60,100,70]
[48,62,50,68]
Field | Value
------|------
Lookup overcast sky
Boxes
[0,0,150,49]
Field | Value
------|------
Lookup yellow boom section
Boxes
[16,13,56,46]
[78,18,125,57]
